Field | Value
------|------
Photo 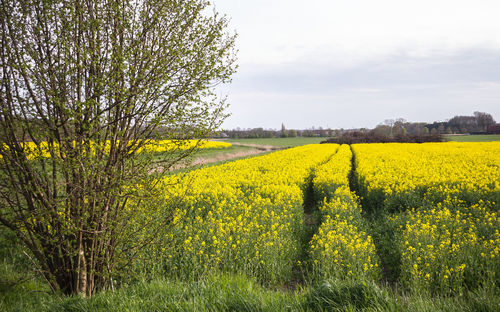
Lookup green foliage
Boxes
[1,274,303,312]
[394,202,500,295]
[308,145,381,283]
[304,279,391,312]
[363,212,403,284]
[0,0,236,296]
[1,231,499,312]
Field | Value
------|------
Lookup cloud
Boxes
[228,49,500,93]
[212,0,500,129]
[220,49,500,129]
[216,0,500,65]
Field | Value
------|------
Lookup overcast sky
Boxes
[213,0,500,130]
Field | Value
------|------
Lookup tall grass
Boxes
[3,273,499,311]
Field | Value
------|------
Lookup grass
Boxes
[445,134,500,142]
[1,273,303,312]
[3,272,499,311]
[224,137,326,147]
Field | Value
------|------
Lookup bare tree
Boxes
[0,0,236,296]
[383,119,395,136]
[474,111,496,132]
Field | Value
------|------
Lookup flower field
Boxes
[138,139,231,153]
[352,142,500,294]
[395,202,500,294]
[309,145,380,281]
[353,142,500,211]
[141,141,499,295]
[4,139,231,159]
[3,141,500,310]
[151,144,339,284]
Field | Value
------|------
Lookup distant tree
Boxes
[302,130,315,137]
[448,115,478,133]
[405,122,426,135]
[281,123,288,138]
[393,118,406,135]
[474,111,495,132]
[384,119,395,136]
[374,124,391,136]
[0,0,236,296]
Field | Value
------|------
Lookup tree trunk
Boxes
[77,242,87,296]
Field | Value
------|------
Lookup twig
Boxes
[22,250,57,294]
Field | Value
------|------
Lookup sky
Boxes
[213,0,500,130]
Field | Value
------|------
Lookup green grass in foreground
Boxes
[445,134,500,142]
[2,273,498,312]
[224,137,326,148]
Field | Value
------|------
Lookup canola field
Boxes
[146,141,499,296]
[152,144,339,284]
[309,145,380,281]
[2,141,499,310]
[352,142,500,294]
[353,142,499,211]
[5,139,231,159]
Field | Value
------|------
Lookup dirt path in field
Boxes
[191,149,268,166]
[170,143,282,170]
[226,142,278,151]
[190,142,281,166]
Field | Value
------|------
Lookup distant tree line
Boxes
[216,111,497,139]
[374,112,497,137]
[217,126,335,139]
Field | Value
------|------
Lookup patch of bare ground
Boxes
[169,143,282,171]
[227,142,278,151]
[190,148,267,166]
